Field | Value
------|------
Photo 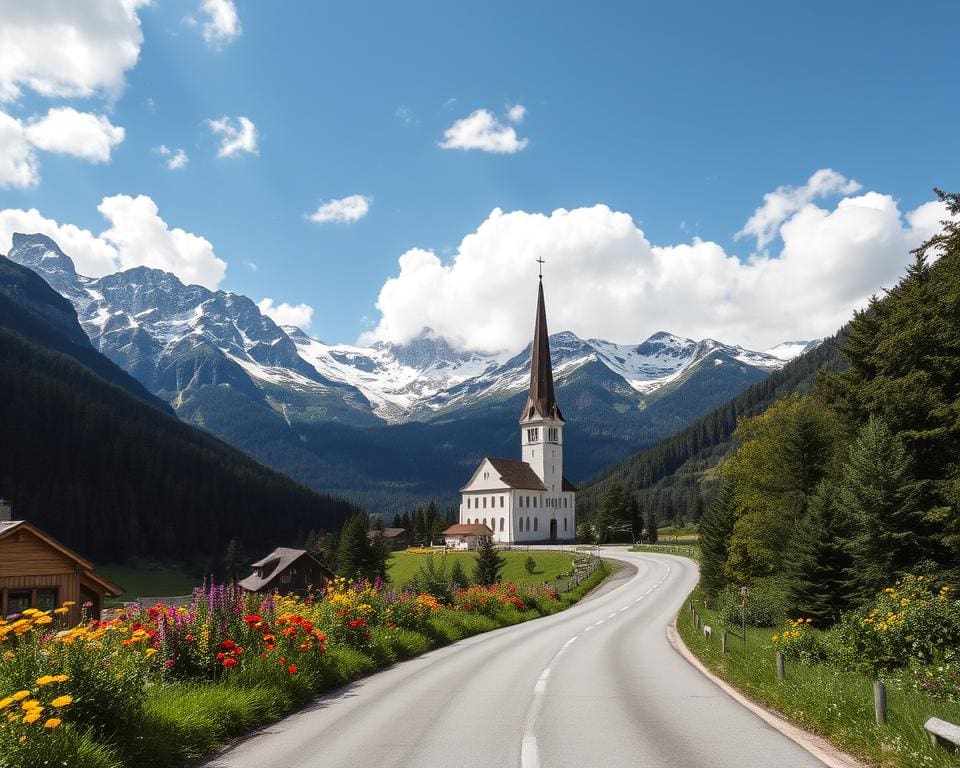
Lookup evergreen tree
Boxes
[450,558,471,591]
[627,494,642,542]
[840,417,926,602]
[576,521,595,544]
[597,481,630,543]
[698,479,735,600]
[337,513,374,582]
[224,537,242,583]
[474,536,505,586]
[412,507,426,546]
[646,507,659,544]
[391,513,402,528]
[425,500,438,545]
[782,480,854,626]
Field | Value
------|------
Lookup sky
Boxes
[0,0,958,353]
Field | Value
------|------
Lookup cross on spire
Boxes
[536,257,545,280]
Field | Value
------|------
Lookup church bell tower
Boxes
[520,277,564,496]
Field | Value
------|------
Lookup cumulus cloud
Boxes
[736,168,862,249]
[439,107,528,154]
[0,107,125,187]
[0,195,227,289]
[24,107,124,162]
[189,0,242,47]
[154,144,189,170]
[0,0,149,103]
[363,175,957,353]
[208,115,258,157]
[257,298,314,331]
[0,111,39,188]
[307,195,372,224]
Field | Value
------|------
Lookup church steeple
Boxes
[520,278,563,423]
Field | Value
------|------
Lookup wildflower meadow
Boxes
[0,566,607,768]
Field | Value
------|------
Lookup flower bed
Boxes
[0,566,608,768]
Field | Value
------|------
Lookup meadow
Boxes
[386,549,577,588]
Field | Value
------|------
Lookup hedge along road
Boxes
[203,548,825,768]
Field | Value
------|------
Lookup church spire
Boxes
[520,277,563,423]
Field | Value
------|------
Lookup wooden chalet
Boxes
[238,547,334,596]
[368,527,409,551]
[0,508,123,624]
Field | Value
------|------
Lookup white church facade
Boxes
[457,278,576,544]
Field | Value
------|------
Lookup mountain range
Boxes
[7,233,819,511]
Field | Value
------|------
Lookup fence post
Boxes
[721,631,728,654]
[874,681,887,726]
[775,651,785,683]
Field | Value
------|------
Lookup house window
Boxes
[548,427,558,442]
[534,518,538,532]
[527,428,539,443]
[500,517,504,531]
[36,589,58,611]
[281,570,292,584]
[7,591,30,615]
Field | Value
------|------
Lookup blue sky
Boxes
[0,0,957,350]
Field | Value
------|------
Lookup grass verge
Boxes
[386,550,578,588]
[677,585,960,768]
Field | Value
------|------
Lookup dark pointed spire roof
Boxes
[520,279,564,423]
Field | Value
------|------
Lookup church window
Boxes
[483,518,487,527]
[548,427,558,443]
[533,497,537,508]
[500,517,504,531]
[527,428,539,443]
[534,518,538,532]
[526,517,531,531]
[563,498,567,508]
[482,497,487,509]
[500,496,504,507]
[564,518,568,531]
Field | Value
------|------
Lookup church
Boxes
[457,276,576,544]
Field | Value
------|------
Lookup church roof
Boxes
[487,457,548,491]
[520,280,564,424]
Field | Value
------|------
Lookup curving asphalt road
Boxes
[204,549,826,768]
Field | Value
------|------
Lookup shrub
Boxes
[407,557,452,603]
[525,556,537,575]
[717,583,783,629]
[771,618,828,665]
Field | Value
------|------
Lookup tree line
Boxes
[699,191,960,625]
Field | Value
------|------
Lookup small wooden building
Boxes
[368,527,409,551]
[0,517,123,624]
[238,547,334,596]
[442,523,494,551]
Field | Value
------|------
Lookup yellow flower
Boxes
[22,711,41,725]
[51,695,73,708]
[145,648,157,658]
[51,674,69,683]
[34,615,53,626]
[62,601,76,608]
[21,609,39,617]
[0,697,13,710]
[36,675,56,686]
[11,691,30,702]
[44,718,61,729]
[21,699,41,711]
[53,607,69,615]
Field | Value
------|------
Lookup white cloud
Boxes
[736,168,862,249]
[0,0,149,103]
[0,195,227,289]
[0,111,39,188]
[439,107,528,154]
[207,115,258,157]
[257,298,314,331]
[307,194,372,224]
[363,174,957,353]
[0,107,125,187]
[194,0,241,47]
[507,104,526,123]
[24,107,124,163]
[154,144,189,170]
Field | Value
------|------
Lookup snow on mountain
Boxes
[8,231,815,426]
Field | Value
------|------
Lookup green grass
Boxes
[386,550,577,588]
[678,587,960,768]
[96,565,197,605]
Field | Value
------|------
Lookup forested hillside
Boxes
[700,190,960,623]
[578,335,845,524]
[0,256,357,563]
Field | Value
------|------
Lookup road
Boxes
[205,549,825,768]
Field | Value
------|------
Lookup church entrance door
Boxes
[549,518,557,542]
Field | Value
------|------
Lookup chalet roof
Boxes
[368,527,406,539]
[0,520,123,596]
[520,280,564,424]
[443,523,494,536]
[239,547,333,592]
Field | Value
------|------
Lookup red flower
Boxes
[347,618,366,630]
[244,614,263,625]
[165,659,175,669]
[216,652,226,661]
[221,639,236,650]
[287,665,298,675]
[222,657,238,669]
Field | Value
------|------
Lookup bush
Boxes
[717,583,783,629]
[771,618,828,665]
[525,556,537,575]
[407,557,452,603]
[837,575,960,673]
